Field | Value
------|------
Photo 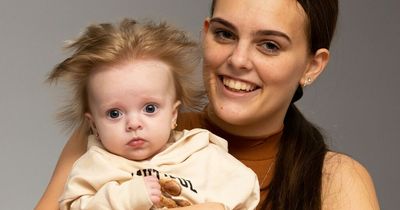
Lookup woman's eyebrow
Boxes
[209,17,237,31]
[256,30,292,44]
[210,17,291,44]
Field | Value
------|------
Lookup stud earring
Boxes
[303,77,312,87]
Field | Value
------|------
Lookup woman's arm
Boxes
[35,126,88,210]
[322,152,380,210]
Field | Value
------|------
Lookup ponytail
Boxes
[264,101,327,210]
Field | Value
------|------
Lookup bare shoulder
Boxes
[321,152,380,210]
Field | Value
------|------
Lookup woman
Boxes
[36,0,380,209]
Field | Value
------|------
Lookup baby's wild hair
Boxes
[48,18,204,131]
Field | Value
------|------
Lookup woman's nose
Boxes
[227,41,253,71]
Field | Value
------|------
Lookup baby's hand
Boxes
[143,176,161,205]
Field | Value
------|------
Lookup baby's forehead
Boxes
[88,59,177,95]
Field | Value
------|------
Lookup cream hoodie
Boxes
[60,128,259,210]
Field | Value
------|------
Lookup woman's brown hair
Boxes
[210,0,339,209]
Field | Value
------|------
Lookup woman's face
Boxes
[203,0,316,136]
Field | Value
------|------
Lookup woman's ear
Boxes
[203,18,211,31]
[171,101,181,129]
[301,48,330,87]
[202,18,211,40]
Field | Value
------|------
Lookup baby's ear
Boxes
[84,113,97,135]
[173,101,181,112]
[171,101,181,129]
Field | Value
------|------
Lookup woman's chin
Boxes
[211,101,252,125]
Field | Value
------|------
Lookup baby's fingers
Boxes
[143,176,161,204]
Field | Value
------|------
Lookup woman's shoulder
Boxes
[321,151,380,210]
[323,151,368,174]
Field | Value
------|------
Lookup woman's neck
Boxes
[206,106,284,138]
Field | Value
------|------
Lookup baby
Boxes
[48,18,259,210]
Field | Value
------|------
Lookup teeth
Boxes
[222,77,256,91]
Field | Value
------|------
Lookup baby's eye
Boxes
[143,104,158,114]
[107,109,122,119]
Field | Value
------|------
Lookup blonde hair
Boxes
[48,18,204,131]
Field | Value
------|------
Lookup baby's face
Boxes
[86,59,179,161]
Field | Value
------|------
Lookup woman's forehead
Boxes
[212,0,308,37]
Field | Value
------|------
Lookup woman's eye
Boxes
[213,29,236,42]
[259,41,280,54]
[107,109,122,119]
[144,104,158,114]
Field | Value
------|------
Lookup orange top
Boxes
[177,110,281,209]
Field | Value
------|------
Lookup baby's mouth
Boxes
[220,76,258,92]
[127,138,145,147]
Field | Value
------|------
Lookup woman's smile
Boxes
[220,76,259,92]
[216,75,261,99]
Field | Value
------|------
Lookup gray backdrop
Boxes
[0,0,398,209]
